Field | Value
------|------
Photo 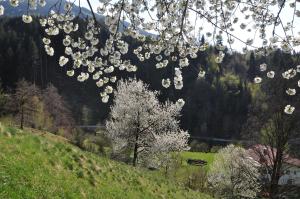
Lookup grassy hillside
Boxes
[0,124,213,199]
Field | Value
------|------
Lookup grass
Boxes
[0,123,213,199]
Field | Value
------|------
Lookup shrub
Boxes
[210,145,223,153]
[81,138,100,154]
[190,140,209,152]
[184,167,208,192]
[208,145,261,199]
[0,122,4,133]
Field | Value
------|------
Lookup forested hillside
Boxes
[1,17,299,139]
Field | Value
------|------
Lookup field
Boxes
[0,123,213,199]
[180,151,215,169]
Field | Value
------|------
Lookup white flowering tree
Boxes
[208,144,261,199]
[0,0,300,109]
[106,79,189,167]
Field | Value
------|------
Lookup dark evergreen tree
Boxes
[247,51,258,80]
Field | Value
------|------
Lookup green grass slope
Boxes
[0,124,213,199]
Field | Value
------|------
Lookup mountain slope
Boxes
[1,0,97,18]
[0,124,213,199]
[0,0,155,36]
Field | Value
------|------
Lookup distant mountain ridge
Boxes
[1,0,102,19]
[0,0,154,36]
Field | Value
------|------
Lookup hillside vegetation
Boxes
[0,124,213,199]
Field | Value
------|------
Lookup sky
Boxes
[77,0,300,52]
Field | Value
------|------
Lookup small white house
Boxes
[247,144,300,186]
[278,163,300,185]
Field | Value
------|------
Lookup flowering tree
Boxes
[208,144,261,199]
[242,53,300,198]
[0,0,299,108]
[106,79,189,167]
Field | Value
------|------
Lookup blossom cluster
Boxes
[254,63,300,115]
[2,0,300,104]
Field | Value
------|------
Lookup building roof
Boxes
[247,144,300,168]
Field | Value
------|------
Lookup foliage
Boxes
[184,167,208,192]
[29,95,53,130]
[242,50,300,198]
[163,152,215,193]
[81,138,100,154]
[210,145,223,153]
[2,0,298,106]
[0,17,255,140]
[189,140,209,152]
[79,132,111,155]
[0,124,214,199]
[0,81,8,116]
[42,83,74,133]
[208,145,261,199]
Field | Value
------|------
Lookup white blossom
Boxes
[0,5,4,16]
[105,86,113,94]
[38,0,46,7]
[297,65,300,73]
[110,76,117,83]
[282,69,297,79]
[42,38,51,45]
[176,98,185,107]
[162,78,171,88]
[198,70,206,78]
[101,94,109,103]
[7,0,300,105]
[267,71,275,78]
[254,77,262,84]
[284,104,295,114]
[259,63,267,72]
[59,56,69,67]
[22,15,33,24]
[66,70,74,77]
[44,45,54,56]
[96,79,104,87]
[9,0,19,7]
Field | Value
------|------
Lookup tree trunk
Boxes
[132,133,139,166]
[269,114,286,199]
[269,148,283,198]
[132,112,140,167]
[20,105,24,129]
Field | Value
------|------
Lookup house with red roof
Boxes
[247,144,300,186]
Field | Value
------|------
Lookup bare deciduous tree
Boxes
[13,79,39,129]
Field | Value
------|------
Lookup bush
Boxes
[210,145,223,153]
[190,140,209,152]
[208,145,261,199]
[0,115,15,126]
[70,128,86,146]
[184,167,208,192]
[81,138,100,154]
[92,132,111,154]
[72,130,112,156]
[0,122,4,133]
